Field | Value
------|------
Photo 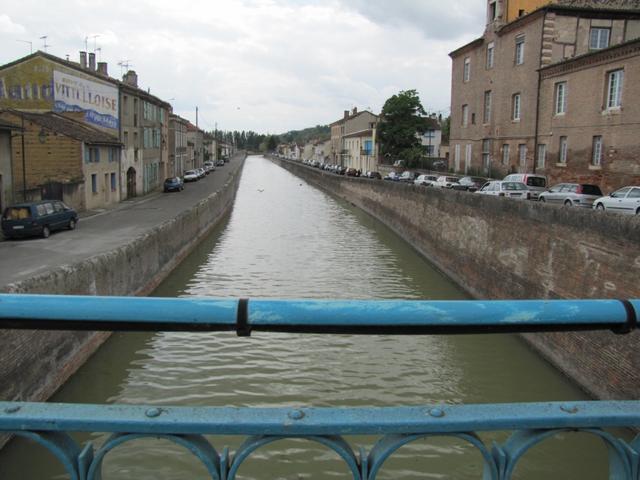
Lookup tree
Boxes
[267,135,279,152]
[378,89,428,166]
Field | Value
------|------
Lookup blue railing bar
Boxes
[0,401,638,435]
[0,294,636,334]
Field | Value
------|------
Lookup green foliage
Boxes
[378,90,429,166]
[280,125,330,145]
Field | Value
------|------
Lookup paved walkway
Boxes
[0,155,246,290]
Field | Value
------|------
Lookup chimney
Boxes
[88,52,96,70]
[97,62,108,75]
[123,70,138,87]
[344,110,349,120]
[79,51,87,69]
[352,107,358,115]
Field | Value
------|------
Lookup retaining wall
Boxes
[0,154,246,410]
[274,157,640,400]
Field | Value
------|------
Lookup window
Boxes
[465,144,472,172]
[124,131,129,147]
[471,113,476,125]
[91,174,97,194]
[108,147,118,163]
[123,96,128,115]
[462,104,469,126]
[555,82,567,115]
[559,136,568,164]
[489,1,497,21]
[363,140,372,155]
[111,172,117,192]
[486,42,495,69]
[483,91,492,123]
[590,28,610,50]
[454,144,461,171]
[502,144,510,165]
[537,144,546,168]
[426,145,435,156]
[592,136,603,166]
[515,35,525,65]
[482,139,492,171]
[463,57,470,82]
[518,144,527,168]
[607,69,624,109]
[512,93,521,121]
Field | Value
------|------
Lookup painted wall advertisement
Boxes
[53,70,119,130]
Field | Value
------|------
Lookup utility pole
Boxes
[21,115,26,202]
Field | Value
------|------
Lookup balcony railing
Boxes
[0,294,638,480]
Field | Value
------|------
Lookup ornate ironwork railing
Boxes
[0,294,638,480]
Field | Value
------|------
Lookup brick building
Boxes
[0,110,122,211]
[449,1,640,190]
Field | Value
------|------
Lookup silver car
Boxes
[593,186,640,215]
[477,181,530,199]
[414,174,438,186]
[538,183,603,208]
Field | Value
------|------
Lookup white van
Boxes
[502,173,547,199]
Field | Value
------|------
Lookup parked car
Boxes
[203,161,216,173]
[384,172,400,181]
[216,159,225,166]
[434,176,460,188]
[538,183,603,208]
[477,181,530,199]
[196,168,206,178]
[163,177,184,192]
[414,174,439,187]
[183,170,199,182]
[398,171,418,183]
[345,168,359,177]
[431,160,447,171]
[502,173,547,199]
[592,186,640,215]
[2,200,78,239]
[365,171,382,180]
[453,176,488,192]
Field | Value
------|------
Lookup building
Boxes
[449,1,640,188]
[329,108,379,167]
[203,133,217,164]
[419,117,443,158]
[343,129,378,172]
[186,122,204,170]
[0,109,122,211]
[0,51,171,199]
[169,114,189,176]
[119,71,170,197]
[313,139,332,163]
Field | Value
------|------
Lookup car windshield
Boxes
[503,182,527,191]
[446,177,458,182]
[3,207,31,220]
[186,170,197,175]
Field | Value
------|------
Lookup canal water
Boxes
[0,155,612,479]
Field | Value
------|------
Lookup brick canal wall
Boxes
[274,157,640,400]
[0,154,246,415]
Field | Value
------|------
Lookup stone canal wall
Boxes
[274,157,640,400]
[0,154,246,413]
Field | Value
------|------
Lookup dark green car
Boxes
[1,200,78,239]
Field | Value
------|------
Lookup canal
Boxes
[0,155,611,479]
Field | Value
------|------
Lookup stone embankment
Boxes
[273,157,640,400]
[0,154,246,415]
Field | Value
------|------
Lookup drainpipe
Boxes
[533,9,548,174]
[20,115,26,202]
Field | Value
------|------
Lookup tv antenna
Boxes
[16,39,33,54]
[117,60,133,76]
[39,35,50,53]
[96,47,102,61]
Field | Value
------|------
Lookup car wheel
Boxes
[42,226,50,238]
[596,203,605,211]
[564,200,572,207]
[68,218,76,230]
[636,207,640,215]
[539,197,546,203]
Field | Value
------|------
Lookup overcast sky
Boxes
[1,0,485,134]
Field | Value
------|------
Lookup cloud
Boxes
[0,0,485,133]
[0,14,26,35]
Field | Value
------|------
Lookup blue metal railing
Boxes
[0,294,638,480]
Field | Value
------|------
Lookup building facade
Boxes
[0,110,121,211]
[0,120,16,213]
[169,114,189,177]
[330,108,379,167]
[449,1,640,187]
[186,122,203,170]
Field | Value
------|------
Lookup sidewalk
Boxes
[0,155,246,290]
